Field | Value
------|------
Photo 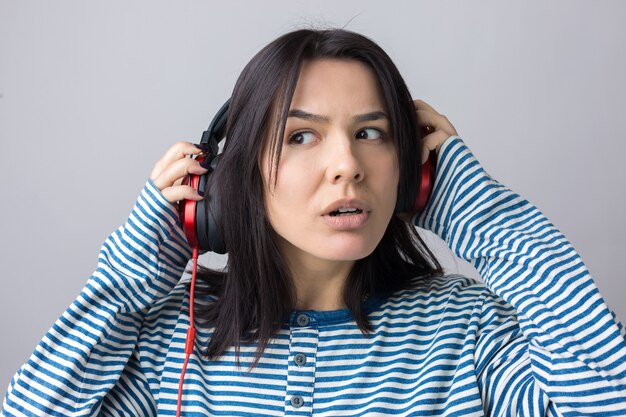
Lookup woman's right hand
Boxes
[413,99,459,164]
[149,141,209,205]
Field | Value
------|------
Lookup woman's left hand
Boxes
[413,99,459,163]
[396,99,459,223]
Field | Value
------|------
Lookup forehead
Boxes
[259,58,390,167]
[288,58,387,116]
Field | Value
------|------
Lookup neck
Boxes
[286,257,354,311]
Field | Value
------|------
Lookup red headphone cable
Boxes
[176,245,199,417]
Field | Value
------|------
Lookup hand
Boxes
[413,99,459,163]
[396,100,459,223]
[149,141,209,205]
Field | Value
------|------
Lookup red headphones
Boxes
[178,98,437,255]
[173,98,437,416]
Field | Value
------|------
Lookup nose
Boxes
[325,138,364,184]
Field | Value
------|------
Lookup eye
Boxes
[287,127,387,145]
[287,130,316,145]
[356,128,386,140]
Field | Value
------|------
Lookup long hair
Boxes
[189,27,444,368]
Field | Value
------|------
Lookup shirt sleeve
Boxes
[414,136,626,415]
[1,179,193,417]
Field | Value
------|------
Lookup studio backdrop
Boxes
[1,0,624,393]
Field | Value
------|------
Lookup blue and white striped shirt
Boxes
[3,136,626,416]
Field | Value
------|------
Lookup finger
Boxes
[173,176,184,187]
[150,141,204,181]
[416,109,444,130]
[152,156,208,192]
[414,100,457,135]
[161,185,204,204]
[413,98,441,115]
[421,130,451,163]
[416,110,458,137]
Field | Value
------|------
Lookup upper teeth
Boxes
[337,208,359,213]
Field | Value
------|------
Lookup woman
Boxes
[3,28,625,416]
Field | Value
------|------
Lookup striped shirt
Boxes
[2,136,626,416]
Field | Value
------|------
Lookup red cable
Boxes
[176,246,198,417]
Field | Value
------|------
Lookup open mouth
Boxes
[328,208,363,217]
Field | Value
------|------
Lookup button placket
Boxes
[284,313,318,415]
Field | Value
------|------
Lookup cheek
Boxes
[263,158,319,231]
[375,151,400,193]
[272,162,317,210]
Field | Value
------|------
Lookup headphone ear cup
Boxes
[413,150,437,213]
[179,170,202,250]
[393,149,437,215]
[188,154,226,255]
[178,98,229,254]
[204,166,226,254]
[194,168,210,254]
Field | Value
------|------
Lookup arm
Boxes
[1,179,192,416]
[415,136,626,415]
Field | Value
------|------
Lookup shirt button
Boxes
[296,314,310,326]
[294,353,307,367]
[290,395,304,408]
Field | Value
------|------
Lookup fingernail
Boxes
[421,149,429,164]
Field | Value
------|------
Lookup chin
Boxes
[319,240,378,261]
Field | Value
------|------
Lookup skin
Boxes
[151,63,459,311]
[260,58,399,311]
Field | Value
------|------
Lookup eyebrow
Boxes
[287,109,389,124]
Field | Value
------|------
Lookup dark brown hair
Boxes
[189,27,444,368]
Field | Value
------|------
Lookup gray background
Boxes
[1,0,624,394]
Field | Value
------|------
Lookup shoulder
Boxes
[378,274,495,314]
[370,274,520,341]
[401,273,488,298]
[395,274,519,327]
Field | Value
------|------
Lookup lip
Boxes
[322,198,372,216]
[323,211,370,230]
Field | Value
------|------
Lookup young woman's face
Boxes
[260,58,399,269]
